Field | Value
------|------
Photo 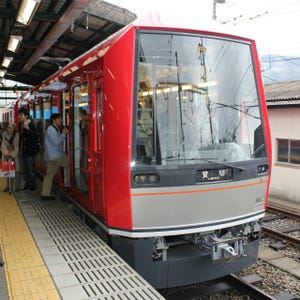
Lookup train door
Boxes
[73,83,90,196]
[91,77,105,217]
[34,99,44,169]
[62,90,70,153]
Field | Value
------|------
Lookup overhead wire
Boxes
[261,54,300,83]
[219,0,300,25]
[261,56,300,62]
[219,0,300,84]
[261,55,300,68]
[262,75,280,83]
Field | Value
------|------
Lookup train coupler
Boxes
[153,237,168,261]
[211,236,245,263]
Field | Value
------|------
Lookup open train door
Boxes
[91,76,106,218]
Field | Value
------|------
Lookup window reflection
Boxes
[137,96,153,163]
[74,83,89,194]
[135,33,266,165]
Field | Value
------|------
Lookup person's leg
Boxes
[9,177,14,193]
[3,178,9,192]
[14,158,23,191]
[59,155,70,187]
[41,160,58,196]
[27,156,37,190]
[19,156,30,189]
[14,171,22,191]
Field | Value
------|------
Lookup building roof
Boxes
[265,80,300,107]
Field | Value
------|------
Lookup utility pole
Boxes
[213,0,226,20]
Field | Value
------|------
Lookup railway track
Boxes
[224,274,278,300]
[262,226,300,248]
[263,205,300,249]
[160,274,278,299]
[267,205,300,220]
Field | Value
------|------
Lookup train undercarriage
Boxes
[110,219,263,288]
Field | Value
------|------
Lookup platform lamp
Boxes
[2,57,14,68]
[7,35,23,53]
[0,69,7,78]
[16,0,41,26]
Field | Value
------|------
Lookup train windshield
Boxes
[135,32,266,166]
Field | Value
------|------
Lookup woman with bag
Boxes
[1,123,20,192]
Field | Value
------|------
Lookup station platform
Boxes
[0,178,164,300]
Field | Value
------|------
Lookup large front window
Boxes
[135,32,266,165]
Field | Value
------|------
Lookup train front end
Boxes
[111,28,271,288]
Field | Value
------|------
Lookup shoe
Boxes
[3,187,9,192]
[22,187,31,192]
[29,188,37,192]
[40,195,56,201]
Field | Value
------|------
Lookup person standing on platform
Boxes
[1,123,20,192]
[18,108,39,191]
[41,113,70,201]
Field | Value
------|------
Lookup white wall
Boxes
[268,107,300,204]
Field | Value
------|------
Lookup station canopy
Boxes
[0,0,137,87]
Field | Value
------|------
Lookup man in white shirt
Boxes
[41,113,70,200]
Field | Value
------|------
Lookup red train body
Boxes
[15,15,271,288]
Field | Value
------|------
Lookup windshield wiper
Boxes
[221,162,246,171]
[252,143,265,157]
[162,156,245,171]
[163,156,218,162]
[197,159,246,171]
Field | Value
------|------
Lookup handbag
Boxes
[1,158,16,178]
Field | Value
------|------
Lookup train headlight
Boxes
[257,164,269,174]
[134,174,160,184]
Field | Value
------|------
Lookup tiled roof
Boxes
[264,80,300,106]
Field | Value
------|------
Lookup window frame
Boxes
[277,138,300,166]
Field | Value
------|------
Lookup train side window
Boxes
[63,91,70,153]
[35,101,43,146]
[73,83,89,194]
[43,97,51,134]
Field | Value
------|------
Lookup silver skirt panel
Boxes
[131,177,268,233]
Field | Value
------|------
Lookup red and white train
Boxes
[14,16,271,288]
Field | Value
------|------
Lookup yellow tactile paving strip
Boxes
[0,178,61,300]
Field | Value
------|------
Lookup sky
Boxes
[108,0,300,57]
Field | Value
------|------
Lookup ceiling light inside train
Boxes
[140,81,217,97]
